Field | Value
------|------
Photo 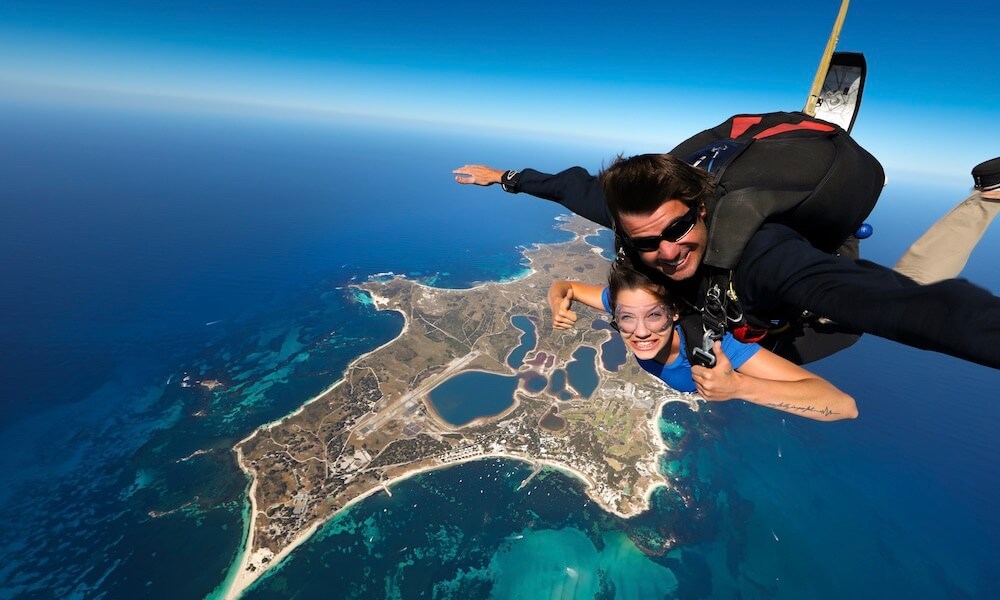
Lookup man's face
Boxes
[619,199,707,281]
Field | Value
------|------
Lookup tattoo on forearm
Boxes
[762,402,838,416]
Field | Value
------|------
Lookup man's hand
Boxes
[453,164,504,186]
[548,284,577,330]
[690,341,743,401]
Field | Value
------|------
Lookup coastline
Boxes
[382,217,587,298]
[220,286,415,600]
[224,379,687,599]
[223,426,683,599]
[220,216,680,598]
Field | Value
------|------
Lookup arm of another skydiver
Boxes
[453,164,613,229]
[691,341,858,422]
[547,281,605,330]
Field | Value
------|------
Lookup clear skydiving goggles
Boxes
[611,302,675,335]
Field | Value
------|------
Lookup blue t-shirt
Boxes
[601,287,760,392]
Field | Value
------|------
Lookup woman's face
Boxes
[613,287,676,362]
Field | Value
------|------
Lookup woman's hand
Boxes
[690,341,742,400]
[548,283,577,330]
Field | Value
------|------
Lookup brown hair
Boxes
[607,260,674,313]
[600,153,715,217]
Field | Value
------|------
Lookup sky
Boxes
[1,0,997,179]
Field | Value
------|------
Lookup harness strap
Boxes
[678,313,717,368]
[678,270,734,367]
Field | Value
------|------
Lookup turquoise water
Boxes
[242,458,688,599]
[487,528,677,598]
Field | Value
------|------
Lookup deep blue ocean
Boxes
[1,100,996,599]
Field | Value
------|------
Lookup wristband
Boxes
[500,169,521,193]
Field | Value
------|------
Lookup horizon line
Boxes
[0,78,971,186]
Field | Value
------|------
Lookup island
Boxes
[223,216,695,598]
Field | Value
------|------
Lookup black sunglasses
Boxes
[625,204,699,252]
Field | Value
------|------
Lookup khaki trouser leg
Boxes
[893,190,1000,284]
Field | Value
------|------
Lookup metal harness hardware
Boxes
[693,282,728,367]
[692,272,750,367]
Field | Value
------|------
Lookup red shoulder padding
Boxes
[730,116,763,138]
[753,121,835,139]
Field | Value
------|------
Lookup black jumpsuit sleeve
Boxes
[737,224,1000,369]
[512,167,614,229]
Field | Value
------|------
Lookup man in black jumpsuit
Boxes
[453,117,1000,369]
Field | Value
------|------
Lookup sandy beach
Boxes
[221,286,415,599]
[223,375,687,599]
[223,429,682,600]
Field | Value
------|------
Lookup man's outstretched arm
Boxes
[454,164,614,229]
[739,223,1000,369]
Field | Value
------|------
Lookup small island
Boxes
[224,216,694,598]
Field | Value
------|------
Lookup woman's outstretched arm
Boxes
[691,341,858,422]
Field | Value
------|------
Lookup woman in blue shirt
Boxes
[549,262,857,422]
